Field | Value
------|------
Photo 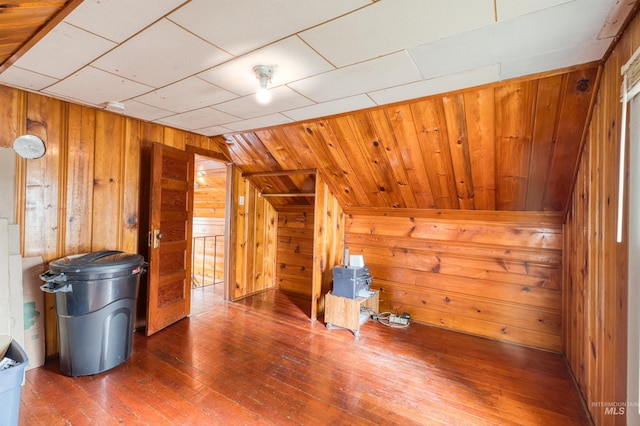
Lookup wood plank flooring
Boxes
[18,285,591,425]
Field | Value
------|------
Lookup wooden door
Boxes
[146,142,194,336]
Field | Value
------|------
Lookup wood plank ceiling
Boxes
[214,65,599,213]
[0,1,75,70]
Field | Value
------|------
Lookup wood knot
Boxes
[576,79,590,93]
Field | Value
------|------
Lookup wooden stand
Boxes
[324,290,379,338]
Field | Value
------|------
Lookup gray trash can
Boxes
[0,339,29,426]
[40,250,146,376]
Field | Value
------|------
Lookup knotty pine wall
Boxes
[230,168,277,300]
[276,206,314,296]
[345,209,564,352]
[563,11,639,426]
[273,175,344,319]
[311,175,345,318]
[0,86,229,356]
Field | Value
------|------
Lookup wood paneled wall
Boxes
[563,12,639,426]
[311,175,345,319]
[230,168,277,300]
[345,209,564,352]
[276,206,314,295]
[0,87,229,356]
[273,175,344,319]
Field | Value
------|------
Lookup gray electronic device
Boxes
[332,265,372,299]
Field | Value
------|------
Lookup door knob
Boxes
[153,229,164,248]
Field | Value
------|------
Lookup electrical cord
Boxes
[361,307,411,328]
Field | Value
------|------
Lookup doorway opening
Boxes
[190,154,228,315]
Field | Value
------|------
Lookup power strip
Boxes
[388,314,409,325]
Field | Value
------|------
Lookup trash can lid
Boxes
[48,250,145,276]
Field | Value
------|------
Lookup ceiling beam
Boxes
[243,169,317,178]
[258,192,315,198]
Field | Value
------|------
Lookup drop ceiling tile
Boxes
[495,1,610,52]
[500,40,610,80]
[194,125,232,137]
[408,26,498,80]
[0,67,58,91]
[368,64,501,106]
[156,107,239,130]
[43,66,153,106]
[197,37,334,97]
[12,22,116,79]
[288,51,422,103]
[64,0,188,43]
[132,77,237,113]
[223,114,293,133]
[120,100,174,122]
[410,0,610,81]
[299,0,494,68]
[168,0,369,56]
[92,19,232,87]
[495,0,571,21]
[213,86,314,120]
[282,95,375,122]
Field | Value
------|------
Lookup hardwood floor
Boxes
[18,286,591,425]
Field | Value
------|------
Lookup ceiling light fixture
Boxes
[253,65,273,104]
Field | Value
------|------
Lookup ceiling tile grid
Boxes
[156,107,239,130]
[166,0,370,57]
[368,64,501,106]
[132,76,237,113]
[12,22,116,80]
[298,0,495,68]
[287,51,423,103]
[43,66,153,106]
[0,66,58,91]
[90,19,232,88]
[196,36,335,96]
[64,0,186,43]
[281,95,377,122]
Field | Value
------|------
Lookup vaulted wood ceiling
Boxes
[214,64,599,213]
